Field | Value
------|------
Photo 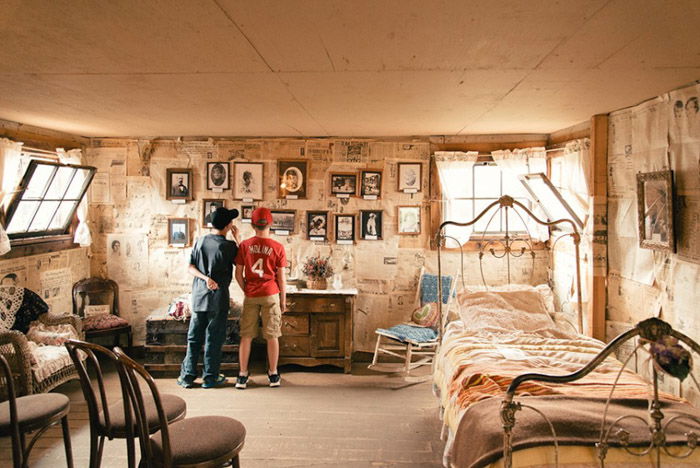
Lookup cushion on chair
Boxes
[83,314,129,331]
[100,393,186,436]
[0,393,69,435]
[26,321,80,346]
[29,344,75,384]
[149,416,245,465]
[10,289,49,334]
[376,324,438,345]
[420,274,453,305]
[411,302,439,328]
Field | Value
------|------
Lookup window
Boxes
[444,161,531,235]
[3,160,95,239]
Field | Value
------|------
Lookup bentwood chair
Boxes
[0,353,73,468]
[114,347,246,468]
[65,340,186,468]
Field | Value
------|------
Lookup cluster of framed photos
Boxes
[165,161,422,203]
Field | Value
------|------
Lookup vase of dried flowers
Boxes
[302,255,334,290]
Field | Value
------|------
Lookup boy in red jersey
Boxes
[234,207,287,388]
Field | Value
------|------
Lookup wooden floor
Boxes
[1,363,445,467]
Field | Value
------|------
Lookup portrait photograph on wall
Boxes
[233,162,263,200]
[206,161,230,191]
[397,206,421,235]
[168,218,190,247]
[202,199,225,227]
[360,210,382,240]
[330,173,357,197]
[637,170,675,252]
[271,209,296,234]
[278,160,307,199]
[240,204,254,223]
[335,214,355,244]
[360,170,382,199]
[166,168,193,201]
[397,162,422,193]
[307,211,329,242]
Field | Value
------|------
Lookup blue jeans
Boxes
[179,309,228,384]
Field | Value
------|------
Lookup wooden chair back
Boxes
[72,277,120,319]
[0,353,22,468]
[113,346,173,468]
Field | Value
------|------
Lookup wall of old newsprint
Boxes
[606,81,700,401]
[84,138,548,350]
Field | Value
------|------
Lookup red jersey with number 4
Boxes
[235,236,287,297]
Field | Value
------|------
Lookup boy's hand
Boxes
[206,277,219,290]
[231,225,241,243]
[280,299,287,313]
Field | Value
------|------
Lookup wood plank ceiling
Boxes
[0,0,698,137]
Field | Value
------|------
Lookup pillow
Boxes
[457,289,555,332]
[411,302,439,328]
[83,314,129,331]
[26,321,80,346]
[463,283,556,315]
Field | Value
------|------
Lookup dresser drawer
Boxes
[279,336,310,356]
[281,314,309,336]
[287,296,346,314]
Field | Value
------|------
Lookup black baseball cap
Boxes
[211,207,239,229]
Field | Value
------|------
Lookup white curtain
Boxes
[435,151,479,247]
[492,147,549,240]
[57,148,92,246]
[0,138,24,255]
[562,138,592,218]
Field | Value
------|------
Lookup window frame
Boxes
[2,160,96,241]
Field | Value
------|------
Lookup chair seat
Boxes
[0,393,69,435]
[375,324,438,345]
[150,416,245,465]
[83,314,130,332]
[100,393,186,437]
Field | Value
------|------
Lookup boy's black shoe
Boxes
[268,372,281,387]
[235,374,249,389]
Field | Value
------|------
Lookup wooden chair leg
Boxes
[404,343,413,375]
[88,431,100,468]
[371,335,382,366]
[61,415,74,468]
[231,455,240,468]
[126,432,136,468]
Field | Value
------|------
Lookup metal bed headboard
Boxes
[434,195,583,338]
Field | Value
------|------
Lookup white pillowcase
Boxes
[457,289,556,332]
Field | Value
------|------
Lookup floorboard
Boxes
[0,363,445,467]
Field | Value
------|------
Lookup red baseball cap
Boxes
[251,207,273,228]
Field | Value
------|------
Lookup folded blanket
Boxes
[452,395,700,468]
[376,324,438,345]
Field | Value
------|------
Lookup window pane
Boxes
[474,165,501,198]
[6,201,40,233]
[45,167,76,200]
[506,203,529,232]
[474,199,500,232]
[503,171,527,198]
[49,200,78,230]
[28,201,60,232]
[64,168,89,199]
[22,164,56,199]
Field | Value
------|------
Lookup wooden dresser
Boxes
[280,288,357,373]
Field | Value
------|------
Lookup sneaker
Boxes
[202,374,227,389]
[268,372,281,387]
[235,374,249,389]
[176,377,193,389]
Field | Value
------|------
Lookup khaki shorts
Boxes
[240,294,282,339]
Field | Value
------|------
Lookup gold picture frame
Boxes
[637,170,675,252]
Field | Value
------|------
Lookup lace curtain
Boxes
[57,148,92,246]
[0,138,24,255]
[435,151,479,247]
[491,147,549,240]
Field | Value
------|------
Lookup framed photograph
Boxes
[206,162,230,191]
[360,170,382,199]
[335,214,355,244]
[233,162,263,200]
[397,162,422,193]
[360,210,382,240]
[168,218,190,247]
[241,204,254,223]
[307,211,329,242]
[270,209,296,235]
[397,206,421,235]
[278,160,308,199]
[166,168,194,201]
[637,170,675,252]
[330,173,357,197]
[202,199,225,227]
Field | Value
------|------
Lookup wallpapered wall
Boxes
[606,81,700,400]
[84,137,547,349]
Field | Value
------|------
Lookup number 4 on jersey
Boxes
[252,258,264,278]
